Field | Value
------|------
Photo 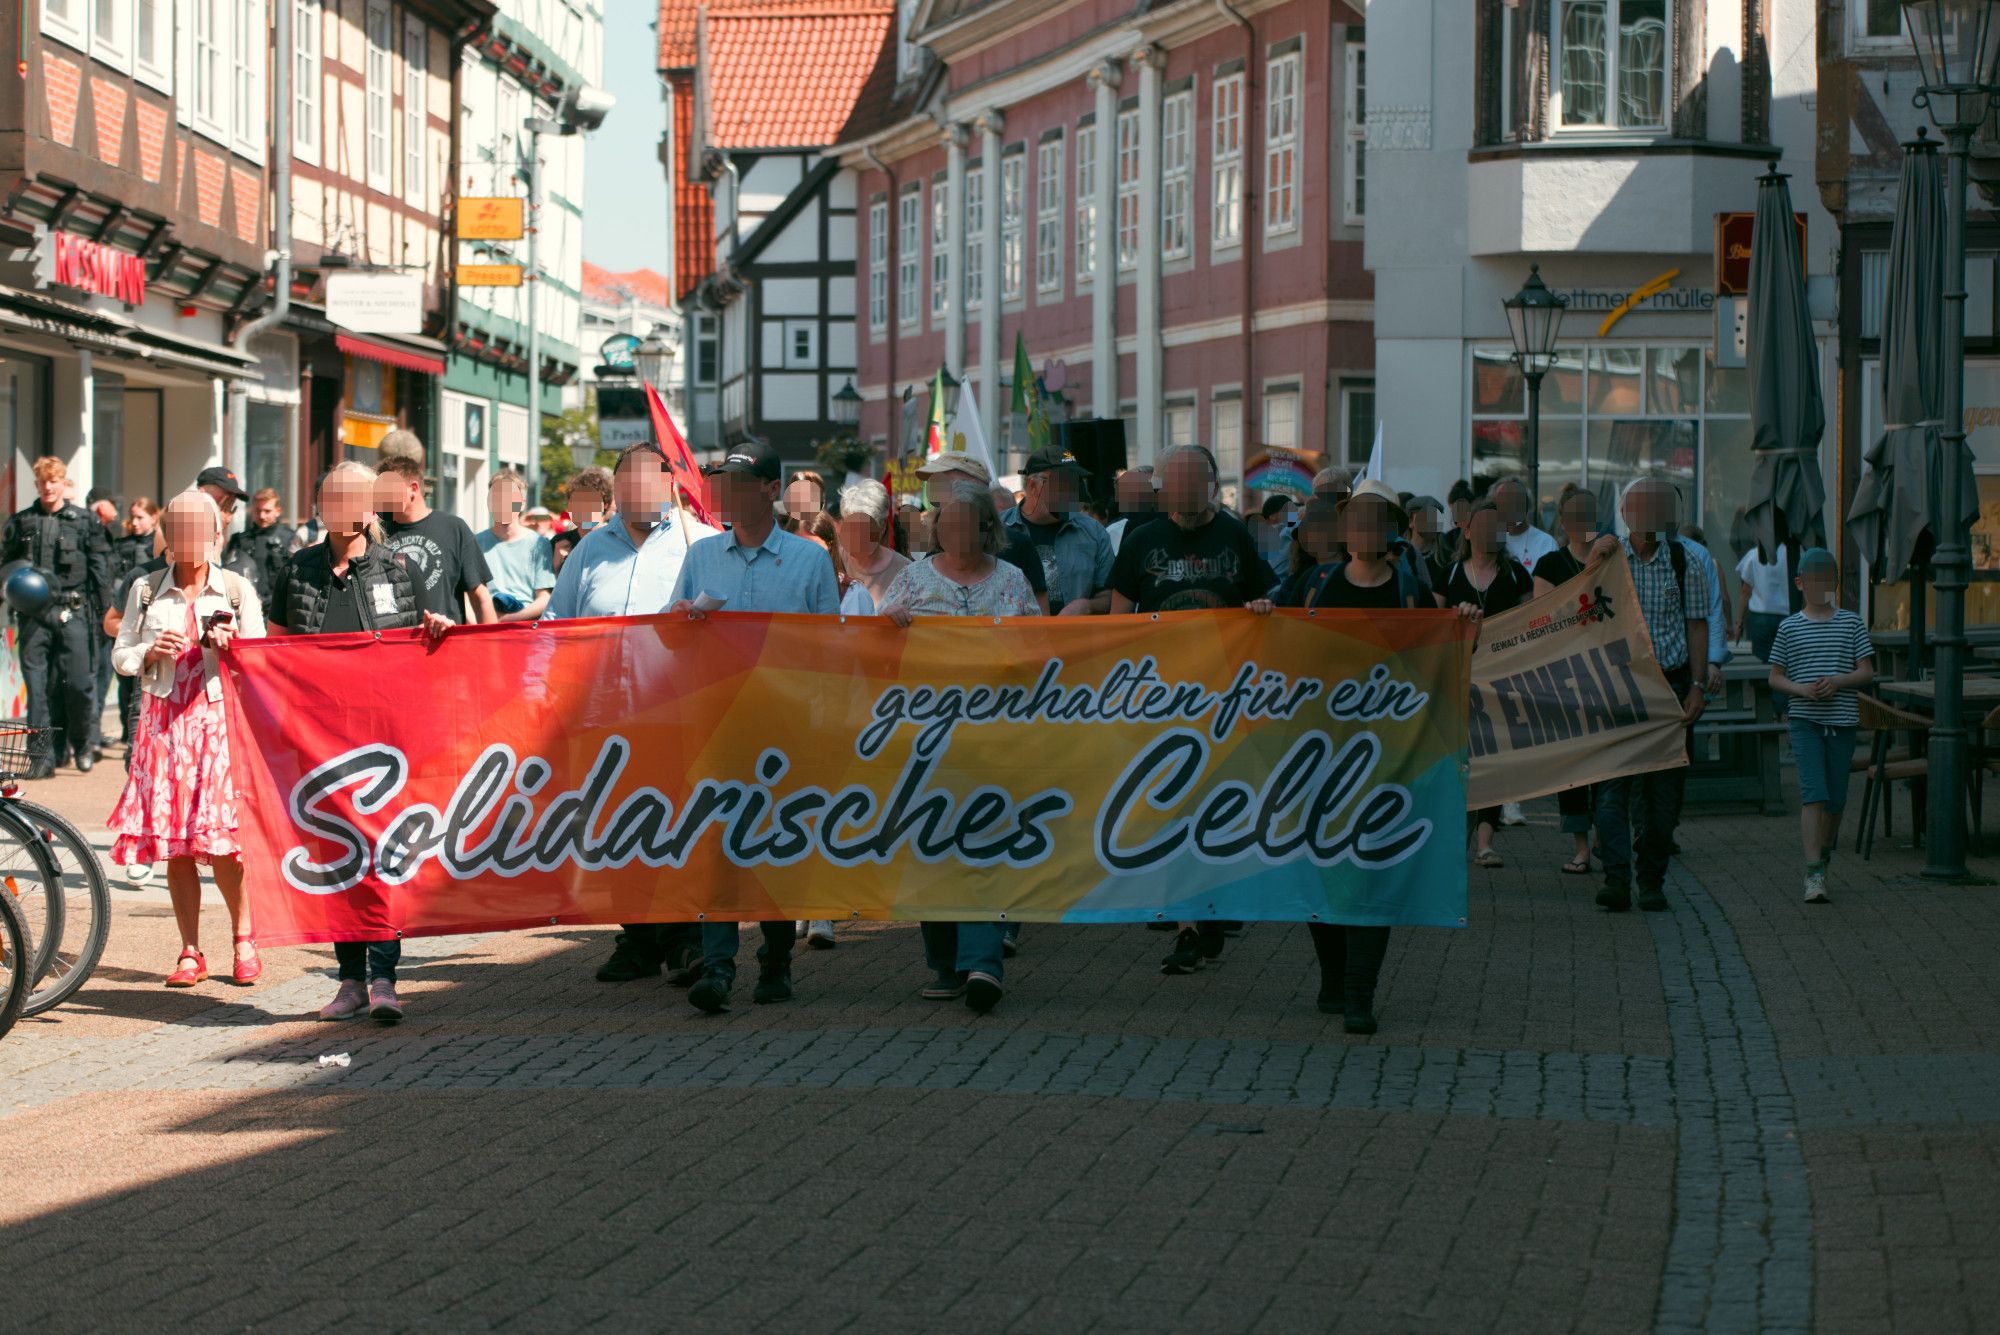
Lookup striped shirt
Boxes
[1623,537,1706,671]
[1769,609,1875,726]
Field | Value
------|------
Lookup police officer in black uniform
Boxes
[3,458,112,777]
[222,481,295,606]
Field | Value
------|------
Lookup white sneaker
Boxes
[1500,802,1528,827]
[1803,869,1830,903]
[126,862,155,884]
[806,920,836,949]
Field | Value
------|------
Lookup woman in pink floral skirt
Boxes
[109,490,265,987]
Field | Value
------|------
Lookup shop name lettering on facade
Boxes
[43,231,147,305]
[1557,268,1716,336]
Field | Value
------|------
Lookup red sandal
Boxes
[165,948,208,988]
[230,935,262,986]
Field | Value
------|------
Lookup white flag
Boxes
[948,382,1000,478]
[1359,422,1384,483]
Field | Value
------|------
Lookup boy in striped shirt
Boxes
[1767,548,1875,903]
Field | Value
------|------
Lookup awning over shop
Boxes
[0,283,259,380]
[335,331,447,377]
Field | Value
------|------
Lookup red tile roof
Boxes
[582,262,677,309]
[658,0,700,68]
[702,3,896,150]
[669,77,713,303]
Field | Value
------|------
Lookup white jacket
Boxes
[112,566,266,702]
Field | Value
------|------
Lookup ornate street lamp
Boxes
[633,329,673,389]
[1502,264,1567,519]
[938,367,961,419]
[1902,0,2000,878]
[831,378,862,428]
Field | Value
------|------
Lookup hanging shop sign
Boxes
[36,230,147,305]
[1715,211,1808,297]
[326,272,425,335]
[459,198,525,242]
[457,264,524,288]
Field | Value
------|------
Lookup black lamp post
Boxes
[1903,0,2000,879]
[831,378,862,429]
[938,367,962,420]
[1503,264,1568,519]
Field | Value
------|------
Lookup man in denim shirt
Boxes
[668,440,839,1013]
[1001,445,1115,615]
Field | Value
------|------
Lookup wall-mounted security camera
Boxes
[557,85,616,135]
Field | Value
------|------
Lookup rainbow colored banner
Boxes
[224,610,1475,945]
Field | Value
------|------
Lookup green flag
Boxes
[926,366,947,455]
[1012,333,1053,454]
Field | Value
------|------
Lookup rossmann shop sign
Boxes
[35,229,146,306]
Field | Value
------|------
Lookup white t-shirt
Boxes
[1503,525,1558,569]
[1735,545,1790,614]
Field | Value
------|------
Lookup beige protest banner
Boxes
[1465,548,1687,809]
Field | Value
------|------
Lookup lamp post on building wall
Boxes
[831,379,862,430]
[1503,265,1567,518]
[1902,0,2000,879]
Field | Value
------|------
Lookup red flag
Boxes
[644,381,716,527]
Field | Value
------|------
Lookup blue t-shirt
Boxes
[1770,608,1874,726]
[475,529,557,609]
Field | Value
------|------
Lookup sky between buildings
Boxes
[583,0,670,275]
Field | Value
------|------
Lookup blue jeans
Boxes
[1748,611,1784,662]
[701,919,795,987]
[1557,783,1595,834]
[334,939,401,983]
[919,921,1006,982]
[1789,720,1858,812]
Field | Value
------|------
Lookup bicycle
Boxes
[0,724,110,1018]
[0,875,28,1041]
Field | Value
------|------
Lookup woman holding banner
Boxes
[1532,485,1602,876]
[109,491,266,988]
[1447,499,1536,869]
[1248,483,1434,1035]
[879,482,1039,1013]
[269,461,451,1024]
[836,480,910,616]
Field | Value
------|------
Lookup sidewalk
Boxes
[1,771,1995,1331]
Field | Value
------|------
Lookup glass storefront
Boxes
[1470,339,1753,606]
[0,353,50,509]
[246,401,288,499]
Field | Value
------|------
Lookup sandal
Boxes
[230,935,263,986]
[1561,858,1591,875]
[165,947,208,988]
[1472,849,1504,868]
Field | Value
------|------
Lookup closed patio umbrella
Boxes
[1745,164,1827,562]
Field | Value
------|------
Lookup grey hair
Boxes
[1157,443,1218,480]
[938,480,1006,557]
[839,478,891,529]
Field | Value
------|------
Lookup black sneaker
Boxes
[595,935,663,983]
[1145,920,1177,932]
[752,964,794,1005]
[1636,883,1668,912]
[73,750,95,773]
[1344,1003,1378,1036]
[1197,922,1226,960]
[965,971,1002,1013]
[1316,990,1342,1016]
[688,976,731,1014]
[1160,928,1203,974]
[1221,921,1246,937]
[1596,880,1632,912]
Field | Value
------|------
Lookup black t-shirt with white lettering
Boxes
[381,511,490,622]
[1110,512,1275,612]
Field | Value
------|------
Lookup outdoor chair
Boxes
[1855,693,1931,859]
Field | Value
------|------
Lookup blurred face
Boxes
[1314,470,1352,504]
[199,483,239,521]
[935,498,985,561]
[568,487,611,528]
[373,474,419,521]
[91,499,117,525]
[923,470,981,507]
[1030,468,1081,515]
[1493,482,1528,528]
[34,472,65,508]
[128,504,157,537]
[1621,481,1677,538]
[838,510,883,563]
[1798,567,1838,608]
[161,498,221,564]
[614,459,671,527]
[252,497,282,528]
[990,487,1017,515]
[1161,453,1216,529]
[321,472,375,538]
[1468,508,1505,557]
[1411,507,1441,544]
[1297,505,1343,564]
[489,480,527,524]
[783,478,823,525]
[714,470,779,528]
[1345,496,1394,560]
[1559,494,1599,544]
[1450,497,1472,529]
[1116,470,1157,515]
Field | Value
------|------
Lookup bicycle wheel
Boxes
[0,884,30,1042]
[0,802,64,986]
[6,797,111,1018]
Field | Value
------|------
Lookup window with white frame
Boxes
[1074,124,1096,288]
[1553,0,1668,131]
[293,0,320,161]
[93,0,130,70]
[232,0,263,157]
[1164,402,1195,449]
[696,315,718,384]
[1035,136,1063,295]
[1340,382,1376,466]
[1000,151,1025,302]
[1160,89,1193,261]
[403,18,427,206]
[1852,0,1906,46]
[898,183,921,327]
[1262,387,1299,450]
[964,164,985,311]
[43,0,85,50]
[135,0,168,87]
[1343,43,1365,225]
[1213,396,1244,497]
[191,0,224,133]
[1264,46,1300,237]
[365,1,392,190]
[1212,72,1243,247]
[1115,108,1140,272]
[868,196,888,333]
[930,175,949,320]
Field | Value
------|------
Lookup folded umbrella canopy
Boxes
[1745,164,1827,557]
[1846,129,1978,588]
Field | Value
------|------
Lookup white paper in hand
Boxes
[692,593,728,612]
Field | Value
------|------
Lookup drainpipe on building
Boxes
[1215,0,1253,472]
[230,0,292,510]
[861,143,897,455]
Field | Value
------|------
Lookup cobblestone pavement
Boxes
[1,759,1997,1332]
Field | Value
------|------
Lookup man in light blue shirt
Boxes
[997,445,1116,614]
[544,443,719,990]
[1675,526,1729,692]
[475,471,558,621]
[669,440,838,1015]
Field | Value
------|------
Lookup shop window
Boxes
[92,372,125,498]
[247,402,288,499]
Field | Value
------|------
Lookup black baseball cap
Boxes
[1022,445,1085,477]
[196,466,249,500]
[701,439,781,482]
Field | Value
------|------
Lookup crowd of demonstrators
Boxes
[1445,498,1537,867]
[476,471,559,622]
[1533,485,1603,876]
[1768,549,1875,904]
[1104,466,1157,552]
[3,455,113,776]
[374,443,498,626]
